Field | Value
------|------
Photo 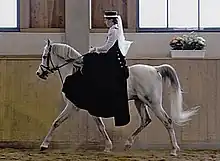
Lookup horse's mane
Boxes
[51,43,82,59]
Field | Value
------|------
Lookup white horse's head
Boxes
[36,39,82,80]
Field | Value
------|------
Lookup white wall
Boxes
[0,33,65,55]
[90,32,220,58]
[1,32,220,58]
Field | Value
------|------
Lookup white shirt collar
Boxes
[109,24,118,30]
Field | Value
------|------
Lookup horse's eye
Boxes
[43,56,47,59]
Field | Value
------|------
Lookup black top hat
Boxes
[104,11,118,18]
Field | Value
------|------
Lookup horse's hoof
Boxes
[124,139,133,151]
[170,148,180,157]
[124,144,132,151]
[170,152,177,157]
[40,146,48,151]
[104,149,111,153]
[104,141,112,153]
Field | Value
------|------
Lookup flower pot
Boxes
[170,50,206,58]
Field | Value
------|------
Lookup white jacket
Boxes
[96,24,119,53]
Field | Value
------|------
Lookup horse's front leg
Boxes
[40,100,75,151]
[92,117,113,152]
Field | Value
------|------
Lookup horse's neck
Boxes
[52,57,73,83]
[53,44,82,83]
[57,56,82,84]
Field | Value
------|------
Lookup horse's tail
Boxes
[155,64,199,125]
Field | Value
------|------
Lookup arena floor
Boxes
[0,148,220,161]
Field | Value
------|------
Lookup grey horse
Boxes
[36,39,199,156]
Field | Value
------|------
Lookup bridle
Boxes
[39,45,84,84]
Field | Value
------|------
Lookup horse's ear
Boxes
[47,39,51,46]
[44,39,51,45]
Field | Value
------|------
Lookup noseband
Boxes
[40,45,83,83]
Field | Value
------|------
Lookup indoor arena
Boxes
[0,0,220,160]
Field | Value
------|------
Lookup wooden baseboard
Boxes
[20,28,65,33]
[0,141,73,149]
[90,28,136,33]
[1,141,220,150]
[0,54,41,60]
[20,28,136,33]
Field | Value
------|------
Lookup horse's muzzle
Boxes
[36,71,49,80]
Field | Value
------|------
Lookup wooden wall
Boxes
[30,0,65,28]
[20,0,136,32]
[0,57,62,142]
[0,56,220,149]
[20,0,65,32]
[91,0,136,30]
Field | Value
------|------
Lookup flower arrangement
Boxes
[169,32,206,50]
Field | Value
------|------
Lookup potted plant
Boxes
[169,31,206,58]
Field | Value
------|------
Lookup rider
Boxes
[63,10,133,126]
[89,10,132,56]
[85,10,133,126]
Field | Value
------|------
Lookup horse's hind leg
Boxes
[93,117,113,152]
[124,99,152,150]
[151,103,180,156]
[40,100,74,151]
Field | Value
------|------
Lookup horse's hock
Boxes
[0,56,218,150]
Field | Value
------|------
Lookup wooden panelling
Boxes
[127,0,137,30]
[19,0,30,29]
[90,0,137,30]
[20,0,136,31]
[1,57,219,149]
[30,0,65,28]
[0,58,62,141]
[91,0,128,28]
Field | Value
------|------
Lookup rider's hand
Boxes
[89,47,96,53]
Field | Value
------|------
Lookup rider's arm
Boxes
[95,27,118,53]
